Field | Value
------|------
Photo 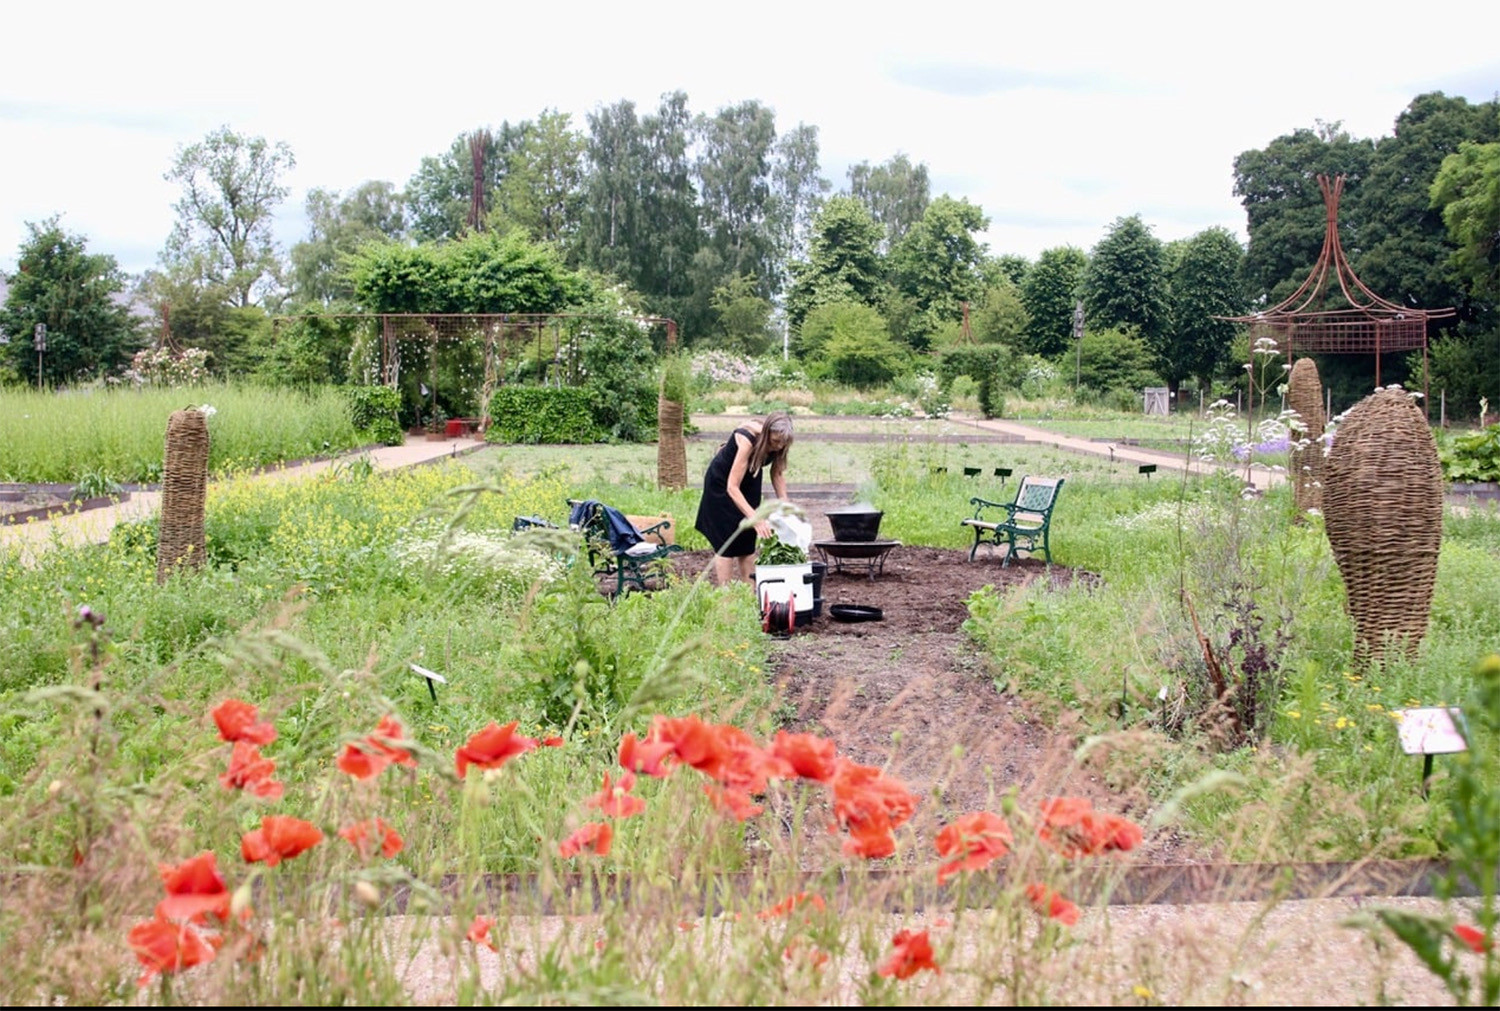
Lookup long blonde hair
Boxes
[747,411,793,476]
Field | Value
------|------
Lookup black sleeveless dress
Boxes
[695,426,763,557]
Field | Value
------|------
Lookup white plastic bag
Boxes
[766,503,813,551]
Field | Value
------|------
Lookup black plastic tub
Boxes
[825,505,884,542]
[830,604,883,623]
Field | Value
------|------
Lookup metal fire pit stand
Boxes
[813,539,901,581]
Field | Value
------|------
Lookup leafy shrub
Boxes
[749,356,806,396]
[488,387,603,444]
[1417,331,1500,422]
[1076,327,1160,394]
[343,385,404,446]
[71,468,122,500]
[659,352,692,405]
[937,345,1010,392]
[978,372,1005,419]
[252,314,363,387]
[949,375,978,405]
[1438,424,1500,483]
[572,302,656,442]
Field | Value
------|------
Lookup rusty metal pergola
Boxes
[1223,173,1455,397]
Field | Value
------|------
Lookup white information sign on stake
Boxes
[1395,707,1468,756]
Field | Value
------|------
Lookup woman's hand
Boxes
[754,518,773,538]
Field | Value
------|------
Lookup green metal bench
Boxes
[566,499,683,595]
[960,475,1064,566]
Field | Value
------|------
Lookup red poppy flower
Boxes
[841,823,897,859]
[829,757,918,858]
[1038,797,1143,858]
[155,851,231,923]
[1024,882,1081,926]
[241,816,324,866]
[542,736,565,747]
[618,732,676,778]
[584,771,646,819]
[935,811,1013,884]
[1455,923,1492,953]
[769,730,838,783]
[127,916,221,986]
[757,891,826,920]
[338,818,404,860]
[219,740,284,800]
[455,721,540,777]
[338,714,418,780]
[650,715,731,778]
[701,783,764,821]
[557,821,613,858]
[211,698,276,745]
[877,928,940,979]
[466,914,498,952]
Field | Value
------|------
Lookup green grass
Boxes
[0,382,364,484]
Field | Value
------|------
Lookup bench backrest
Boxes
[1014,476,1063,518]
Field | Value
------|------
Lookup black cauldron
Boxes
[826,504,884,542]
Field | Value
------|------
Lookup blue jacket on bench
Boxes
[568,499,644,554]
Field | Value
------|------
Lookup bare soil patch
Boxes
[667,491,1210,865]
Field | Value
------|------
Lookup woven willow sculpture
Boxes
[156,408,210,583]
[656,357,690,491]
[1322,388,1443,659]
[1286,358,1326,514]
[656,396,688,490]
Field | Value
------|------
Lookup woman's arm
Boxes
[770,453,789,502]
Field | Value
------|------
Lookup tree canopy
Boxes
[1,217,142,384]
[1020,246,1087,357]
[346,232,587,315]
[161,125,296,309]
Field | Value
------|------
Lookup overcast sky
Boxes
[3,1,1498,279]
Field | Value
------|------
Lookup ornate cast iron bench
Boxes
[960,475,1065,566]
[566,499,682,595]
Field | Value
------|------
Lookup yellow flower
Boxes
[1133,984,1153,1000]
[1286,711,1301,719]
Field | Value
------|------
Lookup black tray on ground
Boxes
[830,604,883,623]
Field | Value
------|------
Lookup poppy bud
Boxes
[231,881,254,918]
[354,881,382,909]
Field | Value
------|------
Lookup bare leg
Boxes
[713,555,738,587]
[735,555,757,584]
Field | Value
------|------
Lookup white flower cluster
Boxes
[122,346,211,387]
[913,372,951,418]
[1111,498,1219,531]
[390,531,563,595]
[690,350,767,386]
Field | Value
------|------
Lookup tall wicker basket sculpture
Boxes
[156,408,210,583]
[657,396,688,490]
[656,356,689,491]
[1321,389,1443,660]
[1285,358,1326,515]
